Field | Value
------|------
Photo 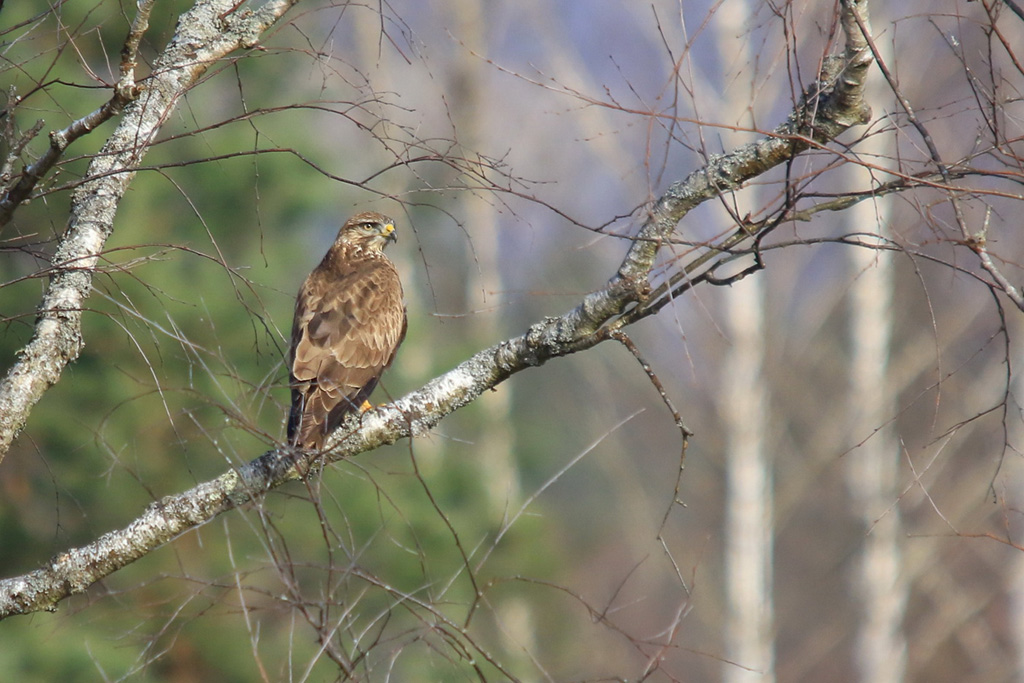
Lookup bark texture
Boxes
[0,0,299,462]
[0,0,873,620]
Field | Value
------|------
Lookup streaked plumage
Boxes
[287,211,406,450]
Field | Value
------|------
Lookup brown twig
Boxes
[0,0,154,229]
[0,0,872,620]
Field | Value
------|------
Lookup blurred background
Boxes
[1,0,1023,680]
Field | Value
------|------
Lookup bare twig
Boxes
[0,0,155,229]
[850,3,1024,311]
[0,0,299,463]
[0,0,874,620]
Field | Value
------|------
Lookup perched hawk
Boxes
[287,211,407,450]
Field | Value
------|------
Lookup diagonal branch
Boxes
[0,0,873,620]
[0,0,299,464]
[850,1,1024,312]
[0,0,156,229]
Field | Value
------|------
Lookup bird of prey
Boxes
[287,211,407,450]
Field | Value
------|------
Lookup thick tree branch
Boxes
[0,0,155,228]
[0,0,872,620]
[0,0,299,463]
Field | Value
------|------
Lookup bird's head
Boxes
[337,211,398,254]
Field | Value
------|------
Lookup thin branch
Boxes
[1002,0,1024,23]
[851,3,1024,311]
[0,0,874,620]
[0,0,299,463]
[0,0,155,228]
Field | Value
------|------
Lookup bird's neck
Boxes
[325,242,385,268]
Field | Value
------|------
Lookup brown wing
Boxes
[288,253,405,450]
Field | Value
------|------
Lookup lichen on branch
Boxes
[0,0,873,620]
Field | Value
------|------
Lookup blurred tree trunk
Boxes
[447,0,521,521]
[723,275,774,683]
[1011,355,1024,679]
[445,0,536,665]
[843,27,907,679]
[717,5,775,681]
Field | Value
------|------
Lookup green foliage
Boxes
[0,3,589,679]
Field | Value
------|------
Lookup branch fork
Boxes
[0,0,873,619]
